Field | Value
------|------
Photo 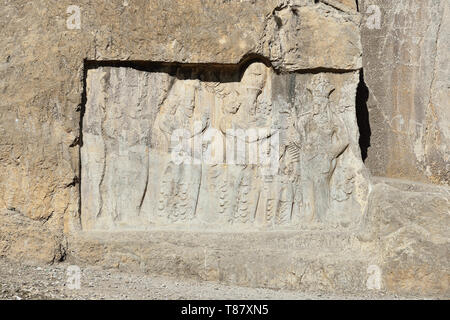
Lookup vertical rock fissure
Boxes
[77,60,88,227]
[355,69,371,162]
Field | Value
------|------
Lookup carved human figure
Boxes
[241,62,267,118]
[218,62,269,134]
[295,74,350,222]
[153,79,208,222]
[262,172,294,226]
[218,85,242,135]
[153,80,208,152]
[218,63,272,224]
[219,63,276,169]
[232,166,258,224]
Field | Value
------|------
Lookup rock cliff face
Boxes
[80,65,368,231]
[0,0,363,258]
[360,0,449,185]
[0,0,448,297]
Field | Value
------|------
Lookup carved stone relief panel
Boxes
[81,62,369,231]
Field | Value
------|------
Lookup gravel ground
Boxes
[0,258,424,300]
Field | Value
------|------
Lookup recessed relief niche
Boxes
[81,62,369,231]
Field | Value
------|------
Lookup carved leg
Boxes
[314,175,331,222]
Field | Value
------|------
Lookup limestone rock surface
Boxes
[361,178,450,296]
[360,0,449,185]
[0,210,65,264]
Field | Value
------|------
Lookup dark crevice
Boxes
[41,211,54,224]
[65,176,80,188]
[356,69,371,162]
[58,248,67,263]
[293,67,360,75]
[69,136,80,148]
[85,55,275,82]
[84,59,358,79]
[237,53,273,72]
[80,60,87,148]
[85,60,242,80]
[77,60,88,227]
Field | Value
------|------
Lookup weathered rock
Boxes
[67,229,374,293]
[360,0,449,185]
[0,210,65,264]
[360,178,450,296]
[262,2,362,71]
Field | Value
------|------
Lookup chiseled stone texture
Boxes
[360,0,449,185]
[80,65,368,231]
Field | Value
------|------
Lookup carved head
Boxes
[307,74,335,99]
[306,74,335,115]
[181,81,199,118]
[222,86,241,114]
[241,62,267,91]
